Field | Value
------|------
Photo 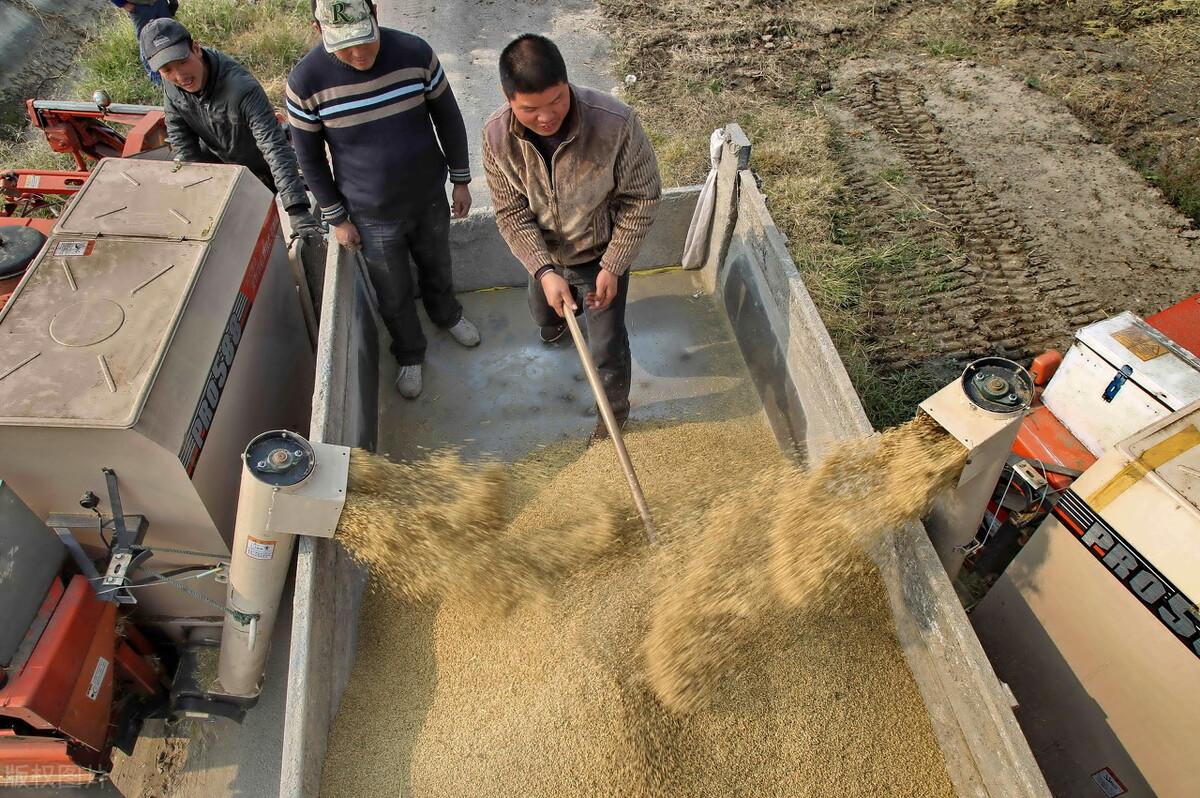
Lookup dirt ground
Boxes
[0,0,98,130]
[601,0,1199,425]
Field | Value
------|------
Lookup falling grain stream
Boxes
[323,413,965,797]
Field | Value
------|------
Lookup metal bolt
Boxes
[974,372,985,381]
[257,461,267,469]
[1007,393,1017,401]
[294,450,304,458]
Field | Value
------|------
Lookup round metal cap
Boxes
[243,430,315,487]
[961,357,1034,415]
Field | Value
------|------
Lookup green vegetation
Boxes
[848,361,948,429]
[2,0,312,172]
[1135,146,1200,222]
[926,37,975,58]
[77,0,314,105]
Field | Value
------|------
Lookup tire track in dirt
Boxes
[838,70,1107,370]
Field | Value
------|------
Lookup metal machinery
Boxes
[218,431,347,698]
[1,94,167,310]
[919,357,1034,579]
[0,157,313,788]
[921,294,1200,797]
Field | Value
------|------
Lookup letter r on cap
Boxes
[331,1,353,23]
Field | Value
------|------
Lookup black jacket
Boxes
[164,48,308,212]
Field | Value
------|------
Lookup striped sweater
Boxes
[285,29,470,226]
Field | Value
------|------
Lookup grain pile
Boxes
[336,450,620,610]
[324,414,964,797]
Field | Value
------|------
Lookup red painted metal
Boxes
[25,99,165,166]
[0,576,115,752]
[115,637,165,699]
[4,170,88,197]
[121,110,168,156]
[1012,404,1097,494]
[0,577,168,786]
[1146,291,1200,359]
[1029,349,1063,387]
[0,737,104,786]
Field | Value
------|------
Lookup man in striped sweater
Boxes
[287,0,479,399]
[483,34,661,443]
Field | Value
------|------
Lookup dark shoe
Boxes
[587,405,629,447]
[540,322,568,344]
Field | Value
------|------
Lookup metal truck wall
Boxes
[281,126,1049,798]
[281,247,377,798]
[705,126,1049,797]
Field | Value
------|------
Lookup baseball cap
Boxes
[139,18,194,71]
[314,0,379,52]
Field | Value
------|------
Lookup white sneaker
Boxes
[447,317,481,347]
[396,364,422,398]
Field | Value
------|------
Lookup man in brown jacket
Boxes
[483,34,661,441]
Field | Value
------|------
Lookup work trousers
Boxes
[528,261,631,415]
[357,191,463,366]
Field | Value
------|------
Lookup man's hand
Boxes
[540,271,576,318]
[451,184,472,219]
[333,220,361,251]
[121,2,136,10]
[587,269,619,311]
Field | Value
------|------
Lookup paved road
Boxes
[375,0,616,208]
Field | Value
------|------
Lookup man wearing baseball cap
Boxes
[286,0,479,399]
[139,18,319,238]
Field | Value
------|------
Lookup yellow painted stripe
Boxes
[631,265,683,277]
[1089,425,1200,510]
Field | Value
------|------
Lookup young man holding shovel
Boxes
[482,34,661,442]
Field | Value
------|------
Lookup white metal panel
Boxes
[1077,311,1200,409]
[1128,401,1200,517]
[918,379,1023,486]
[56,158,238,241]
[1042,342,1168,456]
[0,236,207,427]
[261,442,350,539]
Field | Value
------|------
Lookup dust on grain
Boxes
[644,413,965,712]
[323,414,963,797]
[336,450,621,609]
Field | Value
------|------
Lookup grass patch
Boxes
[2,1,313,172]
[1133,143,1200,222]
[77,0,315,106]
[848,361,949,429]
[877,166,907,184]
[893,206,927,223]
[926,37,976,58]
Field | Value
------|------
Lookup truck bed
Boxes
[281,125,1051,798]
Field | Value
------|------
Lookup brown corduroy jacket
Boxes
[482,85,661,277]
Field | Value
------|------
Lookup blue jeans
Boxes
[128,0,175,85]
